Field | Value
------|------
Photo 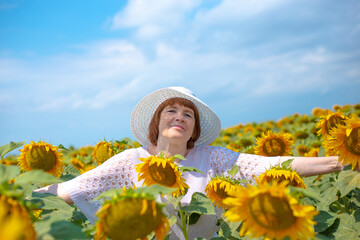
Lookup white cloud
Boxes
[194,0,285,26]
[110,0,200,38]
[1,0,359,115]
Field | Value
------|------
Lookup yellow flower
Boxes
[296,145,310,156]
[239,138,253,148]
[95,192,170,240]
[92,141,115,165]
[136,155,189,197]
[323,117,360,170]
[205,177,240,209]
[258,168,306,189]
[316,111,348,137]
[0,195,36,240]
[70,158,85,170]
[224,181,318,240]
[18,141,63,177]
[80,164,96,174]
[312,107,331,117]
[294,130,309,140]
[227,142,242,152]
[304,148,319,157]
[254,131,294,156]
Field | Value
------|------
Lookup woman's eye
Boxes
[185,113,192,118]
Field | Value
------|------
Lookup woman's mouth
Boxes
[171,125,184,130]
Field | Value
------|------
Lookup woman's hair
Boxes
[148,97,201,149]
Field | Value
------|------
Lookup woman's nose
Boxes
[175,113,185,122]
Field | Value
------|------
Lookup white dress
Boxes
[61,145,280,239]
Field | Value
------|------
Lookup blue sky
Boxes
[1,0,359,149]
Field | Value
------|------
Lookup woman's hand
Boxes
[34,183,74,204]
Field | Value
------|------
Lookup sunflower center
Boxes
[215,186,230,199]
[26,146,57,171]
[263,138,286,156]
[325,115,346,135]
[344,127,360,155]
[249,193,296,230]
[148,163,176,186]
[103,198,163,240]
[95,144,114,164]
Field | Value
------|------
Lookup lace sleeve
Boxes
[206,146,280,182]
[206,146,239,177]
[61,148,140,224]
[235,153,280,182]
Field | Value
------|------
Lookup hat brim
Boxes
[130,87,221,146]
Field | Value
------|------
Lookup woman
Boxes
[36,87,343,239]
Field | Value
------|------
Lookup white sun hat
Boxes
[130,86,221,146]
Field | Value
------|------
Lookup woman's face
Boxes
[157,103,195,144]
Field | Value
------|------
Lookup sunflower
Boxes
[205,176,240,209]
[296,145,310,156]
[18,141,63,177]
[92,141,115,165]
[223,181,318,240]
[294,130,309,140]
[0,195,36,240]
[227,143,242,152]
[80,165,96,174]
[257,168,306,189]
[70,157,85,170]
[136,155,189,197]
[304,148,319,157]
[311,107,331,117]
[323,117,360,170]
[316,111,348,137]
[254,131,294,157]
[95,192,170,240]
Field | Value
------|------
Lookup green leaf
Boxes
[94,184,176,201]
[0,141,25,159]
[57,144,70,151]
[354,208,360,222]
[318,184,340,211]
[217,218,232,238]
[281,159,294,169]
[314,211,337,233]
[228,164,239,177]
[179,166,204,174]
[173,154,186,160]
[49,220,87,240]
[336,169,360,197]
[133,184,176,197]
[0,164,20,183]
[315,233,332,240]
[289,186,322,201]
[16,170,63,184]
[333,213,359,239]
[60,164,80,181]
[35,218,87,240]
[31,192,73,213]
[169,215,177,226]
[93,188,125,200]
[180,192,215,215]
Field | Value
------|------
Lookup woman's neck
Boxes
[149,140,189,158]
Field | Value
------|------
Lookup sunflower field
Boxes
[1,104,360,240]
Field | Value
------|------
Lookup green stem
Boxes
[343,195,351,214]
[178,202,189,240]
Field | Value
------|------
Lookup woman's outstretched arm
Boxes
[34,183,73,204]
[279,156,344,177]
